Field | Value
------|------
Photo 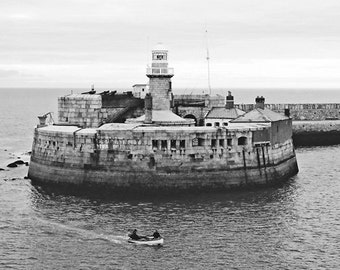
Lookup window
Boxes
[152,140,158,149]
[171,140,176,149]
[161,140,167,149]
[192,138,204,147]
[227,138,233,146]
[219,139,224,148]
[215,122,220,127]
[223,122,228,126]
[211,139,216,148]
[180,140,185,148]
[206,123,212,126]
[153,53,167,60]
[238,137,247,146]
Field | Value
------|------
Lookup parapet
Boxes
[57,92,145,128]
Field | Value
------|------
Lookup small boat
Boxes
[128,236,164,246]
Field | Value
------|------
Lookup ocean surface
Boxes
[0,88,340,269]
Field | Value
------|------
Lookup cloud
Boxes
[1,0,340,88]
[0,69,21,78]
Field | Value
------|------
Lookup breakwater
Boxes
[292,120,340,146]
[235,103,340,121]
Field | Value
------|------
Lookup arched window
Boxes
[183,114,197,125]
[238,136,247,146]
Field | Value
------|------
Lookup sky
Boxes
[1,0,340,90]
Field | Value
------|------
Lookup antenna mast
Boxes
[146,36,150,68]
[205,29,212,95]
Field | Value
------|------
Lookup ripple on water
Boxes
[0,146,340,269]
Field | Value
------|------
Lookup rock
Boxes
[7,162,18,168]
[14,160,25,165]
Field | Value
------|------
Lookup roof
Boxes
[152,43,167,51]
[205,107,245,119]
[38,125,81,134]
[98,123,141,131]
[231,108,289,123]
[126,110,193,124]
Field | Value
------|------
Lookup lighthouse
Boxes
[126,44,194,126]
[146,43,174,110]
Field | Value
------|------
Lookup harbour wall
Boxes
[292,120,340,146]
[235,103,340,121]
[28,125,298,190]
[176,103,340,122]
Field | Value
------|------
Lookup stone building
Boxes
[231,96,292,146]
[132,84,148,99]
[204,91,245,127]
[28,45,298,191]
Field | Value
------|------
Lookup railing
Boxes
[146,67,174,76]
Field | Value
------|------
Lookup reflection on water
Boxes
[1,146,340,269]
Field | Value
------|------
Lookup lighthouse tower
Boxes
[146,43,174,110]
[126,44,194,126]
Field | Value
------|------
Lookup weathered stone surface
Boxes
[28,122,298,190]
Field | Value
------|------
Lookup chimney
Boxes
[144,93,153,124]
[255,96,265,109]
[37,115,47,127]
[225,91,234,109]
[284,108,290,117]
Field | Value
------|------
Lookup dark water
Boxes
[1,148,339,269]
[1,88,340,269]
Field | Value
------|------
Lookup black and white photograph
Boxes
[1,0,339,269]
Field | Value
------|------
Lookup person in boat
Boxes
[152,230,161,239]
[129,229,148,240]
[129,229,140,240]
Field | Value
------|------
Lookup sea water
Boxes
[0,88,339,269]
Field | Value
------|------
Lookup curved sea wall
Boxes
[28,124,298,191]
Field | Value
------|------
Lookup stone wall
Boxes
[58,94,145,128]
[149,77,172,110]
[292,120,340,146]
[235,103,340,121]
[29,122,298,191]
[58,94,102,128]
[173,94,340,121]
